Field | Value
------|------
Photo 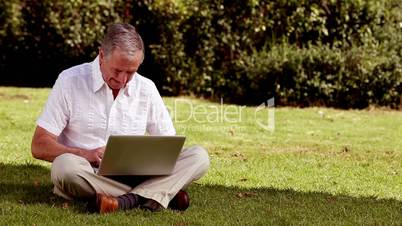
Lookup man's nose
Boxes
[116,72,128,83]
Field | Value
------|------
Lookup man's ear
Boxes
[99,48,104,63]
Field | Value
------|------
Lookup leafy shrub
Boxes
[131,0,401,108]
[232,43,402,108]
[0,0,401,108]
[0,0,127,86]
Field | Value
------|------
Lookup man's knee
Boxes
[51,153,90,187]
[186,145,210,172]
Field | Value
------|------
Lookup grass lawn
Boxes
[0,86,401,225]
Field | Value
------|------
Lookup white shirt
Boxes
[37,56,175,150]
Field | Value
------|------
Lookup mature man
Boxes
[31,23,210,213]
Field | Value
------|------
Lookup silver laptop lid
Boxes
[98,135,185,176]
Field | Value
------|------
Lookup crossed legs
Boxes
[51,145,210,209]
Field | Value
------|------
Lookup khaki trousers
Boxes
[51,145,210,208]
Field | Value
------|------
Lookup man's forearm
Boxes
[31,126,87,162]
[31,126,103,166]
[32,137,85,162]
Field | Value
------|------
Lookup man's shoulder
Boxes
[135,73,158,92]
[57,61,92,84]
[59,61,92,77]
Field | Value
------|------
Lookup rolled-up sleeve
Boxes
[36,75,69,136]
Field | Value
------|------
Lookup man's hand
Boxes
[84,146,105,167]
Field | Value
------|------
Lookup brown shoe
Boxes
[140,190,190,212]
[96,193,119,214]
[168,190,190,211]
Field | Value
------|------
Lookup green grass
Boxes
[0,86,401,225]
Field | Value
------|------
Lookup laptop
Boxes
[97,135,186,176]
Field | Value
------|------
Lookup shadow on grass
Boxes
[0,163,57,204]
[1,163,401,224]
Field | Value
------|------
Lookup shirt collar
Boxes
[125,73,138,97]
[91,56,105,93]
[91,56,135,97]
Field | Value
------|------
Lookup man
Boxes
[31,23,210,213]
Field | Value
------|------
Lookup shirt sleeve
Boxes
[146,84,176,136]
[36,75,70,136]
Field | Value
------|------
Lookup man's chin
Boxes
[108,84,124,90]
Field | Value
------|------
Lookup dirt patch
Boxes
[0,93,30,100]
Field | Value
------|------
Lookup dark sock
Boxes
[117,193,139,210]
[137,195,147,205]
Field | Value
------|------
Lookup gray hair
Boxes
[101,23,144,59]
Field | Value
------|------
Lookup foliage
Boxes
[0,0,128,86]
[0,0,401,108]
[229,43,402,108]
[131,0,402,108]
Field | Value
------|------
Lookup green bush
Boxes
[231,43,402,108]
[0,0,127,86]
[131,0,401,108]
[0,0,401,108]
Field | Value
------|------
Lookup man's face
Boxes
[99,47,143,90]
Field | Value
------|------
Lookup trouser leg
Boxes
[131,145,210,208]
[51,153,131,200]
[51,145,210,208]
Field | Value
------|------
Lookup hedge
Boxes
[0,0,401,108]
[0,0,127,86]
[231,43,402,108]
